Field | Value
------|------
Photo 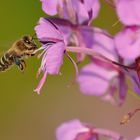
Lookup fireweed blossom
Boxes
[56,119,126,140]
[76,29,129,105]
[34,16,130,105]
[114,5,140,96]
[104,0,140,96]
[40,0,100,62]
[34,0,140,101]
[34,18,66,94]
[40,0,100,25]
[33,1,140,139]
[34,17,119,95]
[114,26,140,92]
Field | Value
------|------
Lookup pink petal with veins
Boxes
[41,42,65,74]
[35,17,63,41]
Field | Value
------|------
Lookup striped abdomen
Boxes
[0,53,14,72]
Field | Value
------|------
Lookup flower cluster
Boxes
[34,0,140,106]
[33,0,140,139]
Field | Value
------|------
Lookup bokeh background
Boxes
[0,0,140,140]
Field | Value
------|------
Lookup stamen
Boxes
[37,45,51,59]
[64,52,79,88]
[65,52,79,77]
[33,47,44,54]
[33,43,52,57]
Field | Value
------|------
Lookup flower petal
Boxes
[35,17,63,41]
[40,0,58,15]
[56,119,89,140]
[115,27,140,61]
[91,28,117,61]
[46,18,72,45]
[116,0,140,25]
[41,42,65,75]
[77,63,117,96]
[71,0,89,24]
[84,0,100,20]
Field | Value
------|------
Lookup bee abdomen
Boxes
[0,53,13,72]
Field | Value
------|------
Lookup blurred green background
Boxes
[0,0,140,140]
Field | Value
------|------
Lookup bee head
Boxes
[22,35,37,50]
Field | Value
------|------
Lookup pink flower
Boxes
[34,18,66,94]
[56,119,125,140]
[76,30,128,105]
[114,26,140,96]
[56,119,97,140]
[40,0,100,24]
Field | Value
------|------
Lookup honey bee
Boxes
[0,35,37,72]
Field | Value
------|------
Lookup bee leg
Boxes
[20,60,26,69]
[18,63,24,71]
[14,57,25,71]
[18,60,26,71]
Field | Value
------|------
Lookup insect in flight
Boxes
[0,35,37,72]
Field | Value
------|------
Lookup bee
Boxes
[0,35,37,72]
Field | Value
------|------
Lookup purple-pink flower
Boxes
[76,29,128,105]
[56,119,98,140]
[34,0,140,102]
[32,1,140,139]
[40,0,100,25]
[56,119,125,140]
[34,17,66,94]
